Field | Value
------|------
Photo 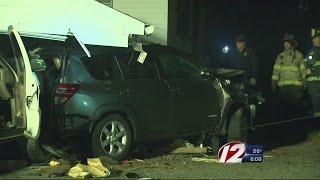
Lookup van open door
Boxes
[8,26,41,139]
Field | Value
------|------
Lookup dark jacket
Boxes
[227,47,258,80]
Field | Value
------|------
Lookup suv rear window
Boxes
[81,54,120,80]
[115,51,157,79]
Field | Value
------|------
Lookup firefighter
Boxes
[227,34,258,86]
[304,28,320,117]
[271,33,306,106]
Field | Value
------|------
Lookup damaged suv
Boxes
[29,44,254,160]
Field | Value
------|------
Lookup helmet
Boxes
[282,33,297,47]
[311,28,320,39]
[235,34,246,43]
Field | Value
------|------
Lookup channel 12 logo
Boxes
[218,142,263,163]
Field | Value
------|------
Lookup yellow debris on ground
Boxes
[68,164,91,178]
[68,158,111,178]
[49,159,61,166]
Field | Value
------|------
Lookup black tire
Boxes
[16,139,28,159]
[227,107,249,142]
[26,139,50,163]
[92,114,133,160]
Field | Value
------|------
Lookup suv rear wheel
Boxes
[92,114,133,160]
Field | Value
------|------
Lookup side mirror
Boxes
[30,57,47,72]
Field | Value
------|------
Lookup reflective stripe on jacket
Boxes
[307,76,320,81]
[304,47,320,82]
[272,50,305,87]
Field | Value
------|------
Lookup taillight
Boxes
[54,83,82,106]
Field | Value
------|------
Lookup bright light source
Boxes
[222,46,229,54]
[308,55,313,60]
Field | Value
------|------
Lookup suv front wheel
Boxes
[91,114,133,160]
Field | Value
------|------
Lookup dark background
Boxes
[169,0,320,95]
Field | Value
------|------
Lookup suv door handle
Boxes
[119,89,131,95]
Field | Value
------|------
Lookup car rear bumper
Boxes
[55,113,91,137]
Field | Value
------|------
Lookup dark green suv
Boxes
[37,45,242,160]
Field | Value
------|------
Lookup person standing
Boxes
[271,33,306,106]
[304,28,320,117]
[227,34,258,86]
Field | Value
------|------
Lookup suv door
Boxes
[8,26,41,139]
[158,51,221,134]
[116,52,172,140]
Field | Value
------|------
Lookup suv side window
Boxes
[81,54,120,80]
[159,53,200,79]
[117,52,157,79]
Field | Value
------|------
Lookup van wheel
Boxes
[26,139,50,163]
[227,107,249,142]
[92,114,133,160]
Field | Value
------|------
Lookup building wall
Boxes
[168,0,193,54]
[168,0,209,66]
[113,0,168,45]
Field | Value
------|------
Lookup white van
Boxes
[0,26,42,142]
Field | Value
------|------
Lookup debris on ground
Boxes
[263,155,274,158]
[48,159,60,166]
[68,164,90,178]
[97,156,120,165]
[132,159,145,163]
[38,165,71,177]
[159,139,208,154]
[171,147,208,154]
[68,158,111,178]
[119,156,175,172]
[42,145,79,164]
[183,141,195,148]
[26,156,120,178]
[191,157,219,163]
[136,138,207,156]
[122,159,145,165]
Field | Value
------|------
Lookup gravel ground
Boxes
[0,126,319,179]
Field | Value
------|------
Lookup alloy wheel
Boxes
[99,120,128,156]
